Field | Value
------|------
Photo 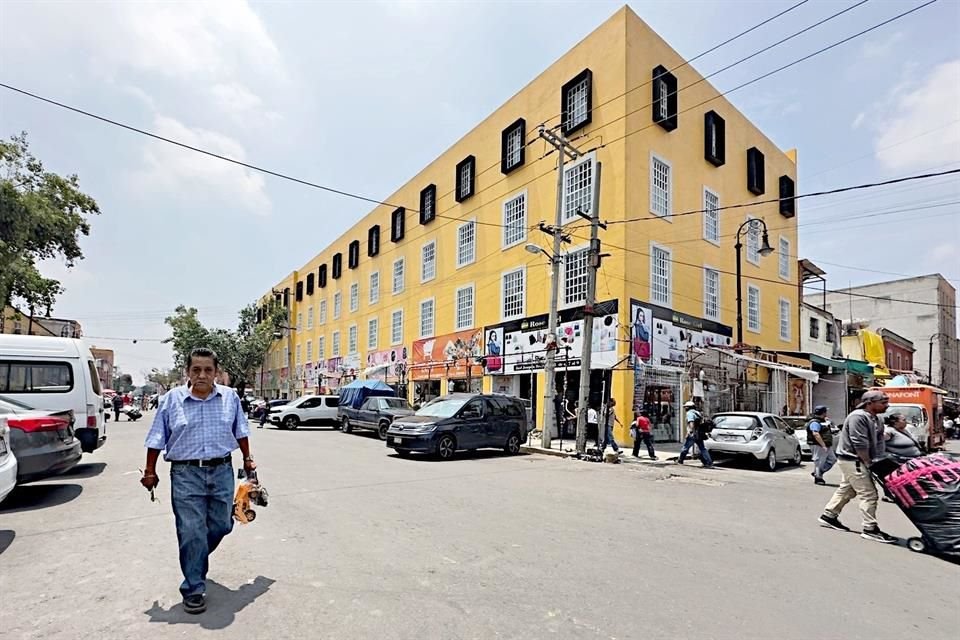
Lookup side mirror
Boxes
[784,427,795,435]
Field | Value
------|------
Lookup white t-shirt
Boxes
[587,408,598,424]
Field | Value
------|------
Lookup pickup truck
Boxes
[339,396,415,440]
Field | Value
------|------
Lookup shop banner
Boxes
[483,300,619,375]
[365,347,409,381]
[305,362,317,388]
[411,329,483,381]
[629,299,733,368]
[323,355,361,378]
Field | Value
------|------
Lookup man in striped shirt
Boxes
[141,347,257,614]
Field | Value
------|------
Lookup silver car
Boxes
[705,412,803,471]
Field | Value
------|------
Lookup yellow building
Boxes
[256,6,799,443]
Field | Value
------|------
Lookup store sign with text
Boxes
[483,300,619,375]
[629,299,733,368]
[411,328,483,381]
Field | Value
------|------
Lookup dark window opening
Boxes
[704,111,725,166]
[652,65,678,131]
[306,273,315,296]
[561,68,592,135]
[420,185,437,224]
[747,147,765,195]
[295,281,303,302]
[455,156,475,203]
[500,118,526,174]
[318,264,327,288]
[283,288,290,308]
[368,225,381,256]
[348,240,360,269]
[391,207,406,242]
[332,254,342,280]
[779,175,796,218]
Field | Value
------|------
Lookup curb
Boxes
[519,445,575,459]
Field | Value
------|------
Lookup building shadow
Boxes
[144,576,275,630]
[0,484,83,514]
[0,530,15,555]
[54,462,107,480]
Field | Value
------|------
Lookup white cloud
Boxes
[209,83,282,125]
[851,112,865,129]
[129,116,271,215]
[874,59,960,172]
[860,31,905,59]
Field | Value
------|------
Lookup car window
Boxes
[381,398,408,409]
[773,416,793,431]
[462,399,485,419]
[325,397,339,407]
[487,397,505,417]
[416,398,467,418]
[86,359,102,395]
[712,415,757,429]
[762,417,779,431]
[302,397,323,408]
[0,361,75,393]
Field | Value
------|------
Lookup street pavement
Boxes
[1,410,957,640]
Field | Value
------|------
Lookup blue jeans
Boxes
[601,423,620,452]
[811,444,837,479]
[679,432,713,466]
[170,462,235,597]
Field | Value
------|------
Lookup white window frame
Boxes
[348,324,358,355]
[650,242,672,307]
[317,336,326,361]
[501,266,526,321]
[319,300,327,325]
[391,309,403,345]
[456,219,477,268]
[392,258,405,294]
[296,343,302,365]
[505,124,523,168]
[779,297,791,342]
[369,271,380,305]
[649,152,672,219]
[297,312,302,330]
[747,284,761,333]
[349,282,359,313]
[657,78,669,121]
[419,298,435,339]
[368,317,378,350]
[703,267,720,321]
[779,236,791,280]
[333,292,342,320]
[703,186,720,245]
[565,75,590,130]
[455,284,475,331]
[332,331,341,357]
[561,245,590,308]
[502,190,527,249]
[306,306,314,330]
[421,240,437,283]
[746,217,761,265]
[561,151,596,223]
[306,339,313,362]
[458,159,473,201]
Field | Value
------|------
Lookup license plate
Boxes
[719,434,740,442]
[391,437,403,445]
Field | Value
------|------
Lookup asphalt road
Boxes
[1,411,957,640]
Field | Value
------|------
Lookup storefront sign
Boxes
[365,347,408,381]
[411,328,483,381]
[629,299,733,368]
[305,362,317,387]
[483,300,619,375]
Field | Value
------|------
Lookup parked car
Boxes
[386,393,529,460]
[270,395,339,429]
[0,415,17,504]
[704,412,802,471]
[0,335,106,453]
[340,396,415,440]
[0,395,82,484]
[780,416,812,458]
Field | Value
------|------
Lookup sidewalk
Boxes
[520,433,690,468]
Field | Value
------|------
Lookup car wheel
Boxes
[283,415,299,430]
[377,422,390,441]
[765,448,778,472]
[435,434,456,460]
[790,447,802,466]
[504,431,521,455]
[341,417,352,433]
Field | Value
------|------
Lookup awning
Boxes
[708,348,819,382]
[844,359,874,376]
[809,354,847,370]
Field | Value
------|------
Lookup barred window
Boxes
[369,272,379,305]
[703,188,719,243]
[502,268,525,320]
[332,331,341,357]
[393,258,405,294]
[562,154,594,222]
[333,292,342,320]
[348,325,358,355]
[779,298,791,342]
[704,268,720,320]
[368,318,378,350]
[350,282,359,313]
[650,155,671,218]
[747,285,761,332]
[779,237,791,279]
[421,241,436,282]
[563,248,589,306]
[502,192,527,248]
[651,245,671,306]
[746,219,761,264]
[457,221,476,267]
[420,299,435,338]
[391,310,403,345]
[455,285,475,330]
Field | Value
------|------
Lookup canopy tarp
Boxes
[338,379,395,409]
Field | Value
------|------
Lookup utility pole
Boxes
[538,125,581,450]
[575,162,606,455]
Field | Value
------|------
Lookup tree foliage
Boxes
[0,132,100,312]
[164,303,287,393]
[111,370,135,393]
[147,367,182,392]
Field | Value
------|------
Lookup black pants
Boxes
[587,422,600,447]
[632,431,656,458]
[114,409,121,422]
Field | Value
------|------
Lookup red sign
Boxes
[411,328,483,381]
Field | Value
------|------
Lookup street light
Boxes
[928,332,949,386]
[734,218,774,345]
[524,243,552,260]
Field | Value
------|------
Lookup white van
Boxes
[0,335,106,453]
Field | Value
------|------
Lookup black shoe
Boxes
[814,477,826,485]
[818,514,850,532]
[677,458,684,465]
[183,594,206,614]
[650,456,658,461]
[861,527,897,544]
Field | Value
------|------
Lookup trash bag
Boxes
[875,453,960,556]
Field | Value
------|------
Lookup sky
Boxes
[1,0,958,383]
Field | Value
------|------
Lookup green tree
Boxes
[0,132,100,312]
[111,370,135,393]
[163,303,287,394]
[147,367,182,392]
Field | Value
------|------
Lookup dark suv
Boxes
[386,393,529,460]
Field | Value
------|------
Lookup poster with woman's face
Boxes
[631,303,652,361]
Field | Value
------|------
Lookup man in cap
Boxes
[818,391,896,543]
[807,405,836,485]
[678,400,712,468]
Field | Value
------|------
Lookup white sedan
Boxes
[0,417,18,504]
[705,412,803,471]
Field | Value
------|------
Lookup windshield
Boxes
[381,398,409,410]
[882,406,926,427]
[416,397,468,418]
[0,395,34,411]
[712,415,759,430]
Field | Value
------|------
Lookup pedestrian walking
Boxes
[807,405,837,485]
[111,393,124,422]
[600,398,622,454]
[258,401,269,429]
[140,347,258,614]
[631,410,657,460]
[587,404,600,449]
[818,390,897,543]
[678,400,713,467]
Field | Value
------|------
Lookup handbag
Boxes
[485,355,503,372]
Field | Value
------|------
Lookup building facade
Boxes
[257,7,800,442]
[814,274,958,396]
[0,305,82,338]
[880,329,914,376]
[90,347,115,391]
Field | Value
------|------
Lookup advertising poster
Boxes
[629,299,733,368]
[483,300,619,375]
[365,347,409,381]
[411,328,484,380]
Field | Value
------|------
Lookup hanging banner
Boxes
[629,299,733,368]
[365,347,409,381]
[411,328,483,381]
[483,300,619,375]
[305,362,317,388]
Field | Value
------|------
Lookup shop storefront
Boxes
[631,300,734,442]
[322,355,361,394]
[364,347,409,399]
[411,329,483,405]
